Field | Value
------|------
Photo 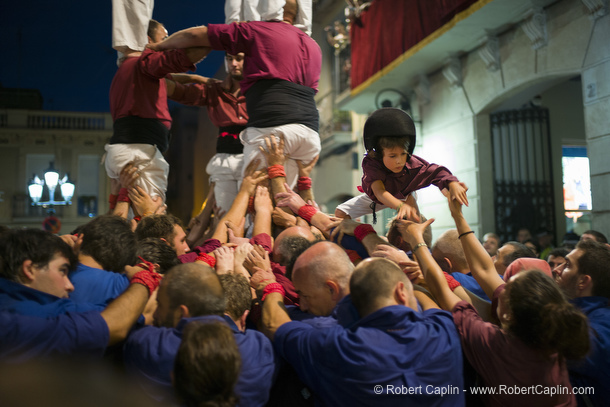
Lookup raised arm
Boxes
[211,159,267,243]
[396,218,462,311]
[296,155,318,203]
[371,180,420,222]
[447,196,503,298]
[148,26,211,50]
[101,266,161,345]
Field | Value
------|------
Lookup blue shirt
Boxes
[124,314,278,406]
[69,263,130,305]
[451,272,490,302]
[274,305,465,406]
[569,296,610,406]
[0,278,102,318]
[0,310,109,362]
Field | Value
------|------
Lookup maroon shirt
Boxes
[207,21,321,94]
[110,49,196,129]
[361,154,459,205]
[170,80,248,128]
[452,285,576,406]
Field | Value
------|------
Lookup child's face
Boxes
[382,146,408,173]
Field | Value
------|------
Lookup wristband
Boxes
[261,282,285,301]
[458,231,475,239]
[130,260,162,296]
[247,195,255,214]
[412,242,428,253]
[267,165,286,179]
[443,272,462,291]
[354,224,376,242]
[196,252,216,268]
[297,204,318,223]
[396,202,403,212]
[297,177,312,191]
[117,188,130,203]
[108,194,118,210]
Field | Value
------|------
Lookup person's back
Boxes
[272,258,464,406]
[124,264,276,406]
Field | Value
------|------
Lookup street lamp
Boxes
[28,162,75,206]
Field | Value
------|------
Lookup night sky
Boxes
[1,1,226,113]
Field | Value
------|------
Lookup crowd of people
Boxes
[2,1,610,406]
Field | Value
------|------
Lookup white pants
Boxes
[104,144,169,202]
[240,124,321,189]
[336,194,390,219]
[225,0,312,35]
[206,153,244,214]
[112,0,154,53]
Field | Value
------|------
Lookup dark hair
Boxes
[504,269,590,360]
[79,215,137,273]
[522,239,540,256]
[135,214,183,247]
[147,19,162,39]
[278,236,313,280]
[173,321,241,407]
[547,247,569,261]
[582,230,608,244]
[350,258,409,318]
[165,264,226,317]
[218,274,251,322]
[502,241,536,268]
[0,229,77,283]
[370,136,411,162]
[135,238,180,274]
[575,240,610,298]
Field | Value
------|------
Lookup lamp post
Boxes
[28,162,75,206]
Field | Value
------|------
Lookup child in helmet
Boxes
[335,108,468,222]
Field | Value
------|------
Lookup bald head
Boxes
[350,258,416,318]
[272,226,316,266]
[293,241,353,289]
[164,263,226,318]
[432,229,469,273]
[291,241,354,316]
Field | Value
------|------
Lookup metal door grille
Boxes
[490,108,555,243]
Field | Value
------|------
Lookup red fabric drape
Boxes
[350,0,478,90]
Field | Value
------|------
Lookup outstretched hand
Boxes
[297,155,319,178]
[241,159,268,195]
[447,181,469,206]
[395,217,435,250]
[259,133,289,167]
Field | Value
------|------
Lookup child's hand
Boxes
[448,181,469,206]
[397,201,421,222]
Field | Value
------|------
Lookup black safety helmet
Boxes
[363,108,416,156]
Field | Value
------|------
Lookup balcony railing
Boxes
[0,109,112,131]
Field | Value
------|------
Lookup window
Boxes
[562,146,591,233]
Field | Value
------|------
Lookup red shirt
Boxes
[452,285,576,406]
[170,80,248,128]
[207,21,321,94]
[110,49,196,128]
